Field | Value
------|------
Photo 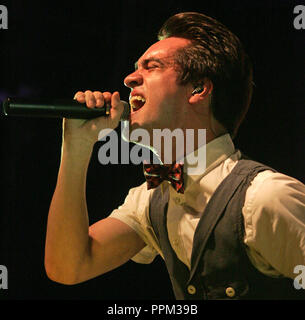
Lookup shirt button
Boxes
[187,285,196,295]
[225,287,235,298]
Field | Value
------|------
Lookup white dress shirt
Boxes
[109,134,305,279]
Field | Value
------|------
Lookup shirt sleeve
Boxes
[109,182,159,264]
[243,170,305,279]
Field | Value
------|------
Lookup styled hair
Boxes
[158,12,253,137]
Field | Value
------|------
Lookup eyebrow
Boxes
[134,58,165,70]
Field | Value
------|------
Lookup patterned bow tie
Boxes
[143,163,185,194]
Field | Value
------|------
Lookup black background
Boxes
[0,0,304,301]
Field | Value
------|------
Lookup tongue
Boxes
[133,99,145,110]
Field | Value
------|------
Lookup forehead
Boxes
[137,37,190,65]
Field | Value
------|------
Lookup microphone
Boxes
[2,97,130,121]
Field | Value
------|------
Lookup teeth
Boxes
[130,95,146,111]
[131,95,146,102]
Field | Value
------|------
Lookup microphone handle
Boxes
[2,98,130,120]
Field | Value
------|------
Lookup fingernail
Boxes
[115,91,120,101]
[73,94,77,100]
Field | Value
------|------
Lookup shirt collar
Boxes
[183,133,236,189]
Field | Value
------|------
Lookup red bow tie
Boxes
[143,163,185,194]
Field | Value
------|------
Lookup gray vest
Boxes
[149,159,305,299]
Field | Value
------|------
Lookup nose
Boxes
[124,70,143,89]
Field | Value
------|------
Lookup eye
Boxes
[146,62,159,70]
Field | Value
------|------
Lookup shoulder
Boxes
[124,181,150,201]
[246,170,305,218]
[243,170,305,277]
[113,181,152,215]
[243,168,305,239]
[110,182,161,263]
[109,182,152,242]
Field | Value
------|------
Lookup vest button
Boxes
[225,287,236,298]
[187,285,196,295]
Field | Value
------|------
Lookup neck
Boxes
[153,127,219,164]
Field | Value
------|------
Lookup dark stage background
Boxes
[0,0,304,300]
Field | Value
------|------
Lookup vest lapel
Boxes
[188,160,255,284]
[149,185,191,299]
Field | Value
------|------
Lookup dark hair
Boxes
[158,12,253,137]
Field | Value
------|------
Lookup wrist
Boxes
[61,137,94,163]
[63,135,95,150]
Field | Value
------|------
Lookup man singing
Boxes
[44,12,305,299]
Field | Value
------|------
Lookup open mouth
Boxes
[130,95,146,113]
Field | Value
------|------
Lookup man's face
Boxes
[124,37,192,136]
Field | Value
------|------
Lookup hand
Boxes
[63,90,124,147]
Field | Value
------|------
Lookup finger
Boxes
[93,91,104,108]
[102,92,112,106]
[73,91,86,103]
[84,90,96,108]
[110,91,124,121]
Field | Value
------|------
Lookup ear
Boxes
[188,79,213,105]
